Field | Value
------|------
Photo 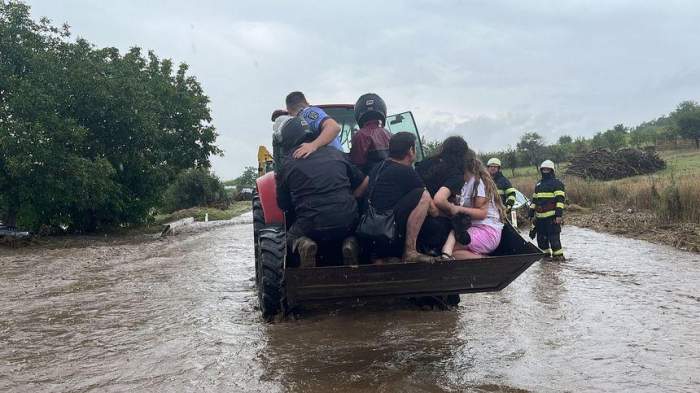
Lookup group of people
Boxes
[274,91,566,266]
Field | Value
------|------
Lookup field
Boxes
[508,148,700,252]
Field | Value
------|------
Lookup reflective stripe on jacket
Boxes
[528,176,566,219]
[493,171,517,207]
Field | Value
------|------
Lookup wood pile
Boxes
[566,148,666,180]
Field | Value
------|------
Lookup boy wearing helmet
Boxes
[486,157,517,212]
[349,93,392,175]
[275,117,369,267]
[528,160,566,260]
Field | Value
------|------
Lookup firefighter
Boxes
[350,93,391,175]
[486,158,517,212]
[528,160,566,260]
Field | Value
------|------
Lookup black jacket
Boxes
[276,146,365,229]
[528,174,566,219]
[493,171,517,207]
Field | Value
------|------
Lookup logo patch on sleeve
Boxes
[307,111,319,121]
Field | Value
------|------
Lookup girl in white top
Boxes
[442,157,506,259]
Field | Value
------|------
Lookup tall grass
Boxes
[513,174,700,224]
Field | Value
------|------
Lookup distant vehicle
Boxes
[0,225,31,241]
[252,104,544,320]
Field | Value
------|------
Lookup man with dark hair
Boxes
[365,132,437,263]
[275,117,368,267]
[285,91,342,158]
[350,93,391,174]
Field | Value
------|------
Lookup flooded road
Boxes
[1,216,698,392]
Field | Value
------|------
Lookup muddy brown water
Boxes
[1,214,698,392]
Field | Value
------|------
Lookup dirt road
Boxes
[1,215,698,392]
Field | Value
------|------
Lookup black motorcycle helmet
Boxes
[278,117,314,154]
[354,93,387,127]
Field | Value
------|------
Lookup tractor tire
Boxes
[252,188,265,283]
[257,226,286,321]
[252,188,265,237]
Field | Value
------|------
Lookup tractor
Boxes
[253,104,544,320]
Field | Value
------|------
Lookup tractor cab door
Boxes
[385,112,426,162]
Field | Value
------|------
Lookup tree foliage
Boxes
[516,132,545,168]
[672,100,700,148]
[228,166,258,188]
[161,169,228,213]
[0,2,220,231]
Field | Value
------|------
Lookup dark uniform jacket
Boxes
[349,120,391,175]
[493,171,517,208]
[528,174,566,219]
[276,146,365,230]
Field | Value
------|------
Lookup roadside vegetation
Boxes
[509,149,700,252]
[154,201,250,226]
[1,2,221,233]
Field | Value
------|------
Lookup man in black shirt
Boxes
[367,132,436,262]
[276,117,368,267]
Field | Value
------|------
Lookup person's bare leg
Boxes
[452,249,482,260]
[405,190,431,252]
[403,191,434,263]
[442,231,456,256]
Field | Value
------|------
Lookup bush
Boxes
[161,169,229,213]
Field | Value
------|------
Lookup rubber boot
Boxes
[342,236,360,266]
[294,236,318,268]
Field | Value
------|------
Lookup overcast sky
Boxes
[27,0,700,179]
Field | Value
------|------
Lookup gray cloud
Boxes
[27,0,700,178]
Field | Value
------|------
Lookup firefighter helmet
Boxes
[354,93,387,127]
[487,157,502,167]
[540,160,555,170]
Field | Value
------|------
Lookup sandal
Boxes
[436,252,455,261]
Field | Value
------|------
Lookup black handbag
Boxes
[356,161,396,244]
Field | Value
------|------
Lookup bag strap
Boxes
[367,160,389,203]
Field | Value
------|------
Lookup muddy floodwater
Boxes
[1,215,698,392]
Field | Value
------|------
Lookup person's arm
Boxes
[275,170,292,212]
[503,178,517,208]
[434,187,459,216]
[554,181,566,224]
[353,176,369,198]
[459,197,488,220]
[294,118,341,159]
[345,157,369,198]
[428,199,440,217]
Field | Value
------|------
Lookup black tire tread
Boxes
[257,226,286,321]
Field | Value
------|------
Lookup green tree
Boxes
[420,136,441,157]
[501,148,518,177]
[516,132,545,169]
[672,100,700,148]
[231,166,258,188]
[558,135,573,145]
[161,168,228,213]
[0,2,220,231]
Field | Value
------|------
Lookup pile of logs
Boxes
[566,148,666,180]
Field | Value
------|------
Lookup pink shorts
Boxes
[465,224,502,255]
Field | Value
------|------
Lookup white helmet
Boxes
[540,159,555,170]
[487,157,501,167]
